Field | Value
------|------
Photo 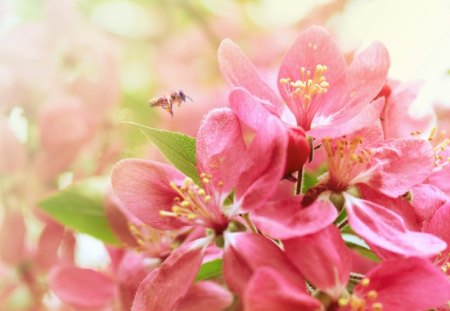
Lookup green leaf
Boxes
[124,121,199,183]
[195,259,223,281]
[38,177,120,245]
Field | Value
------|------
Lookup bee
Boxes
[149,90,193,117]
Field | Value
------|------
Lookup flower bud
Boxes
[284,126,310,177]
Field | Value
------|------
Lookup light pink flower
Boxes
[218,26,390,139]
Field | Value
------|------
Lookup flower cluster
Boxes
[53,26,450,310]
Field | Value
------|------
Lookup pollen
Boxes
[361,277,370,287]
[338,297,349,307]
[371,302,383,311]
[279,64,329,109]
[367,290,378,300]
[323,136,372,192]
[159,174,227,230]
[127,222,176,254]
[426,127,450,168]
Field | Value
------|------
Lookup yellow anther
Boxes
[280,78,290,84]
[200,173,207,178]
[202,177,210,184]
[187,213,197,220]
[183,178,193,186]
[338,297,349,307]
[367,290,378,300]
[429,127,437,141]
[361,277,370,287]
[371,302,383,311]
[159,210,177,217]
[204,195,212,203]
[180,201,190,207]
[198,189,206,196]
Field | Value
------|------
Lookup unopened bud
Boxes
[284,126,310,177]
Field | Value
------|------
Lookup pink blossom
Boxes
[218,26,390,139]
[112,107,287,233]
[340,258,450,311]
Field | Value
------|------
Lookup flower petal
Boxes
[284,225,351,299]
[49,265,116,309]
[354,258,450,311]
[218,39,281,113]
[411,184,448,226]
[117,252,154,310]
[277,26,346,105]
[229,89,288,211]
[112,159,186,230]
[358,184,420,231]
[337,41,390,115]
[251,197,337,239]
[369,138,435,197]
[223,232,305,296]
[175,281,233,311]
[427,163,450,197]
[308,97,384,139]
[0,209,27,266]
[132,239,207,311]
[104,190,140,248]
[244,268,321,311]
[345,195,446,258]
[34,222,65,271]
[423,202,450,253]
[196,108,246,196]
[381,81,432,139]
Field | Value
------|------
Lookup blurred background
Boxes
[0,0,449,309]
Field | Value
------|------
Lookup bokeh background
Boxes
[0,0,449,309]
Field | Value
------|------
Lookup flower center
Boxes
[323,136,372,192]
[159,174,227,230]
[128,222,176,256]
[280,64,329,128]
[338,278,384,311]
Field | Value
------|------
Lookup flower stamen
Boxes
[323,136,372,192]
[159,175,227,230]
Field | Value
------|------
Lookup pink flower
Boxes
[218,26,390,139]
[339,257,450,311]
[112,107,287,233]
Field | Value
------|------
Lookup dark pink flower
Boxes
[112,107,287,234]
[339,257,450,311]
